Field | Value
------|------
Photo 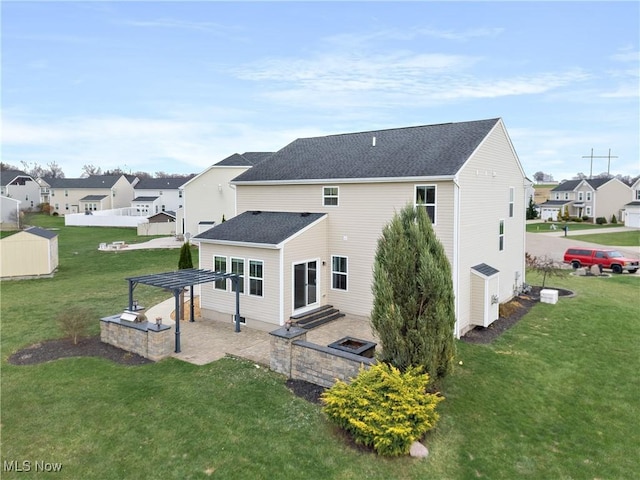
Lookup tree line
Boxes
[0,161,195,179]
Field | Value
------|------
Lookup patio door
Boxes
[293,261,318,311]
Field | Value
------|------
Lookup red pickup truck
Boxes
[563,247,639,274]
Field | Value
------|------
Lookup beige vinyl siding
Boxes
[456,122,526,335]
[282,218,329,318]
[182,166,249,237]
[198,243,280,331]
[593,180,631,222]
[0,232,58,278]
[470,273,486,326]
[237,181,455,317]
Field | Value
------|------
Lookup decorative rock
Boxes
[590,265,602,276]
[409,441,429,458]
[575,267,586,276]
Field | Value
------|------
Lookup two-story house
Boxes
[132,176,194,216]
[624,177,640,228]
[193,118,528,338]
[1,170,41,210]
[539,178,631,222]
[178,152,272,238]
[38,175,138,215]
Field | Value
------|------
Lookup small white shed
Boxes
[0,226,59,279]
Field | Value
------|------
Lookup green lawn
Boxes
[2,216,639,479]
[566,230,640,247]
[526,222,613,233]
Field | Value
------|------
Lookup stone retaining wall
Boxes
[100,314,173,361]
[270,327,375,388]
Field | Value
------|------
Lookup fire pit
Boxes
[328,336,377,358]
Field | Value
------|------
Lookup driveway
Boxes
[525,226,640,270]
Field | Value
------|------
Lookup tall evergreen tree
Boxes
[526,196,538,220]
[178,242,193,270]
[371,204,456,381]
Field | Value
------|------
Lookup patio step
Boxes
[291,305,345,330]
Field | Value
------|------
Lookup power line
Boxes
[581,148,618,179]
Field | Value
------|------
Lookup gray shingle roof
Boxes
[194,211,326,245]
[1,170,32,186]
[471,263,500,277]
[43,175,123,189]
[539,200,572,207]
[80,195,107,201]
[233,119,500,183]
[133,196,159,202]
[215,152,273,167]
[134,177,194,189]
[551,178,611,192]
[25,226,57,240]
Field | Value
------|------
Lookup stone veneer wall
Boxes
[270,327,375,388]
[100,315,173,361]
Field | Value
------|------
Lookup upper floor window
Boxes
[323,186,339,206]
[578,192,584,201]
[415,185,436,223]
[586,192,592,202]
[64,189,68,197]
[499,220,505,251]
[159,190,163,195]
[179,190,183,198]
[564,193,569,200]
[508,187,514,217]
[554,193,560,200]
[249,260,264,297]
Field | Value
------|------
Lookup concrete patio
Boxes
[145,297,378,366]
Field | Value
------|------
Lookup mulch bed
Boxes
[7,336,153,366]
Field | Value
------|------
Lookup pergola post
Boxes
[234,277,241,333]
[189,286,195,322]
[174,288,181,353]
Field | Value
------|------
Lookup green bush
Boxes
[56,306,94,344]
[321,363,443,456]
[596,217,607,225]
[611,214,617,224]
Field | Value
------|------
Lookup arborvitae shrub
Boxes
[321,363,443,456]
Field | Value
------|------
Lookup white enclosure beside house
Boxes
[194,118,528,338]
[0,226,59,279]
[0,195,21,228]
[623,178,640,228]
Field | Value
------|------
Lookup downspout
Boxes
[452,176,461,339]
[279,246,285,326]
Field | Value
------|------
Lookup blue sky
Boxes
[2,1,638,181]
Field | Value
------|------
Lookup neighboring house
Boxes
[132,177,193,215]
[623,177,640,228]
[179,152,272,238]
[38,175,138,215]
[539,178,631,222]
[0,170,41,211]
[0,226,59,279]
[0,195,21,229]
[194,118,528,338]
[137,211,177,236]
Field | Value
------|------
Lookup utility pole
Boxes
[581,149,618,179]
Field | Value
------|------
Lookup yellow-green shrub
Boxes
[321,362,443,456]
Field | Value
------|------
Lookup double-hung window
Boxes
[586,192,592,202]
[499,220,505,251]
[323,186,339,206]
[249,260,263,297]
[415,185,436,223]
[231,258,245,294]
[509,187,515,217]
[331,256,348,291]
[214,256,227,290]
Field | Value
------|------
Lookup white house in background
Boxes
[623,177,640,228]
[0,226,59,279]
[179,152,272,238]
[132,176,194,216]
[38,175,138,215]
[194,118,528,338]
[0,170,41,211]
[0,196,21,228]
[539,178,631,222]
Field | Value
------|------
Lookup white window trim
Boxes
[578,191,584,201]
[248,259,264,298]
[213,255,227,291]
[586,192,592,201]
[331,255,348,292]
[231,257,245,295]
[499,219,505,252]
[322,186,339,207]
[415,184,437,225]
[585,206,592,216]
[509,187,515,218]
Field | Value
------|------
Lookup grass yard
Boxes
[566,230,640,247]
[1,216,639,478]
